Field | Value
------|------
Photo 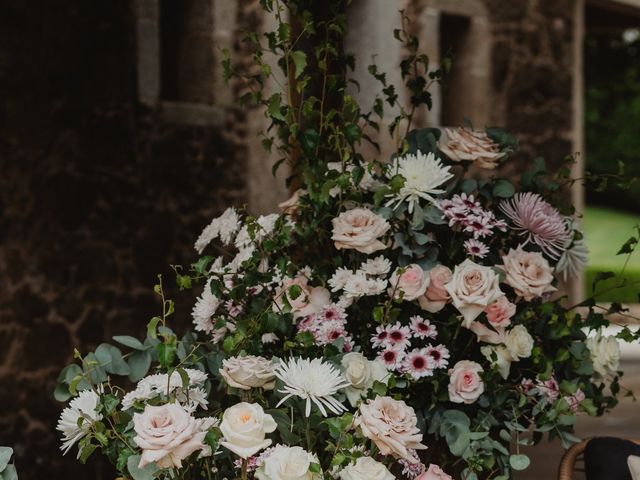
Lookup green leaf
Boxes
[157,343,176,368]
[617,236,638,255]
[492,179,515,198]
[95,344,130,376]
[291,50,307,78]
[147,317,161,340]
[127,455,159,480]
[79,444,97,464]
[509,454,530,471]
[1,464,17,480]
[128,350,152,382]
[0,447,13,471]
[267,93,286,122]
[113,336,146,351]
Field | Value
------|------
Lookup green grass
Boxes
[583,206,640,303]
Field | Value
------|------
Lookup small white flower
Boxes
[386,150,454,213]
[262,333,279,344]
[122,369,209,411]
[275,358,350,417]
[343,273,372,299]
[57,390,102,456]
[366,277,388,296]
[360,256,392,276]
[195,207,241,253]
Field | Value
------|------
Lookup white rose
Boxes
[220,355,276,391]
[500,246,556,301]
[338,457,394,480]
[388,264,430,301]
[133,403,205,469]
[444,259,503,328]
[481,345,512,380]
[255,445,320,480]
[341,353,389,407]
[586,332,621,378]
[505,325,534,360]
[219,402,277,458]
[331,208,390,254]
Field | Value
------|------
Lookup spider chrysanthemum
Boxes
[387,151,454,213]
[275,357,350,417]
[499,192,570,259]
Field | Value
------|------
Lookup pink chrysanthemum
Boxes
[399,450,426,478]
[371,324,392,348]
[499,192,570,259]
[463,214,494,238]
[464,238,490,258]
[426,345,450,369]
[402,348,436,379]
[536,377,560,401]
[379,348,405,369]
[320,304,345,322]
[410,315,437,339]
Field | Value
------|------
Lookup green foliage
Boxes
[0,447,17,480]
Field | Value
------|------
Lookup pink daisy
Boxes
[297,315,317,332]
[399,451,426,478]
[371,324,393,348]
[537,377,560,401]
[410,315,437,339]
[402,348,436,379]
[320,304,346,322]
[315,321,346,345]
[387,322,412,350]
[464,238,490,258]
[458,192,481,211]
[499,192,570,259]
[378,347,405,369]
[426,345,450,369]
[463,214,494,238]
[565,389,585,413]
[521,378,535,394]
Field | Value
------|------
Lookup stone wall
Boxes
[0,1,248,478]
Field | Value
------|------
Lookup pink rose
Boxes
[418,265,452,313]
[468,321,506,345]
[500,246,556,301]
[273,275,330,319]
[484,296,516,328]
[133,403,206,469]
[448,360,484,404]
[389,265,430,301]
[417,464,453,480]
[332,208,390,254]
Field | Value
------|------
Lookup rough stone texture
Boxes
[0,0,247,478]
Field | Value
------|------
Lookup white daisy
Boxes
[192,279,221,334]
[122,369,208,410]
[57,390,102,456]
[387,151,454,213]
[275,358,350,417]
[360,255,392,276]
[194,207,241,253]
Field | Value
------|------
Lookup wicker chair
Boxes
[558,438,640,480]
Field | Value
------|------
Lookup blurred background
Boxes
[0,0,638,478]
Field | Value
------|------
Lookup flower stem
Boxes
[241,459,248,480]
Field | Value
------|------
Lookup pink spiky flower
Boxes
[499,192,570,259]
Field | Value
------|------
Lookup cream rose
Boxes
[438,127,505,169]
[331,208,390,254]
[220,355,276,391]
[355,396,427,462]
[468,321,506,345]
[338,457,394,480]
[388,264,430,301]
[500,246,556,301]
[255,444,320,480]
[481,345,512,380]
[484,296,516,328]
[445,259,503,328]
[417,464,453,480]
[418,265,452,313]
[341,353,389,407]
[586,332,621,378]
[273,275,330,319]
[219,402,277,458]
[505,325,534,360]
[448,360,484,404]
[133,403,206,469]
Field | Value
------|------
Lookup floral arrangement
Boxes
[55,2,639,480]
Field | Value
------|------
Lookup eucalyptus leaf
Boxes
[0,447,13,472]
[509,454,530,471]
[127,455,159,480]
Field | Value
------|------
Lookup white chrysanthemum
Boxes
[195,207,241,253]
[556,238,589,281]
[387,151,454,213]
[360,256,392,276]
[275,358,350,417]
[228,246,256,272]
[329,267,355,292]
[122,369,208,410]
[343,273,371,299]
[57,390,102,456]
[192,279,221,333]
[367,278,388,296]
